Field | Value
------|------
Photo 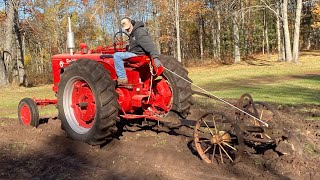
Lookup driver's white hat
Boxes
[121,18,131,30]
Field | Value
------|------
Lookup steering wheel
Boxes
[113,31,130,52]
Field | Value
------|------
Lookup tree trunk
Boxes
[212,27,217,58]
[0,50,7,86]
[307,31,312,50]
[292,0,303,63]
[282,30,286,61]
[13,3,27,86]
[265,22,269,56]
[263,9,265,55]
[276,2,282,61]
[153,4,161,54]
[211,0,216,58]
[216,7,221,59]
[2,0,16,86]
[199,16,204,61]
[175,0,181,62]
[282,0,292,62]
[233,13,241,63]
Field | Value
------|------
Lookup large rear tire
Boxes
[58,59,119,145]
[159,55,193,118]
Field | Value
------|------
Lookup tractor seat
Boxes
[124,55,151,68]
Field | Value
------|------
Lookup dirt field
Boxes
[0,102,320,180]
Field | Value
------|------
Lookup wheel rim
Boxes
[20,104,31,125]
[152,74,173,115]
[245,102,276,141]
[63,76,96,134]
[194,112,238,164]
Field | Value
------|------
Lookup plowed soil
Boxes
[0,103,319,180]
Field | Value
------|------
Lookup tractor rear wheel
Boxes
[18,98,39,127]
[58,59,119,145]
[159,55,193,119]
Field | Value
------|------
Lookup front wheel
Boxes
[58,59,119,145]
[18,98,39,127]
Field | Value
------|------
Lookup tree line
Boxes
[0,0,319,86]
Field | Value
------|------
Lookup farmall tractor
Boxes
[18,17,193,145]
[18,18,288,164]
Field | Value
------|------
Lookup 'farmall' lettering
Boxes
[66,59,77,63]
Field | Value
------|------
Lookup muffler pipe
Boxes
[67,16,75,55]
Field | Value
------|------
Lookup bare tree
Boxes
[264,8,270,56]
[233,12,241,63]
[282,0,292,62]
[153,2,161,53]
[1,0,16,86]
[276,1,282,61]
[175,0,181,62]
[292,0,303,63]
[0,49,7,86]
[199,16,204,61]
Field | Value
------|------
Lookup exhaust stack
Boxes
[67,16,75,55]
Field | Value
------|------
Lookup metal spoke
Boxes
[264,117,272,122]
[203,145,212,154]
[222,141,237,151]
[202,119,214,136]
[219,131,228,139]
[212,116,218,134]
[212,144,217,163]
[199,139,211,143]
[219,144,234,162]
[219,145,224,163]
[264,133,272,139]
[260,109,264,120]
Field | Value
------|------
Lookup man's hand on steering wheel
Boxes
[113,31,130,52]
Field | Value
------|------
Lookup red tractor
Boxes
[18,19,193,145]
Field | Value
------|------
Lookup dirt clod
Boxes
[263,149,279,160]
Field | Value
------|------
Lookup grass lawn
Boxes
[0,51,319,119]
[189,51,320,105]
[0,85,56,118]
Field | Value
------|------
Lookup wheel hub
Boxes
[71,80,96,128]
[20,104,31,125]
[211,131,232,144]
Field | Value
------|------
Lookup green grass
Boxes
[189,52,320,105]
[0,51,319,118]
[0,85,56,118]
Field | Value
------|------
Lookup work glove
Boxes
[152,58,164,76]
[154,58,162,68]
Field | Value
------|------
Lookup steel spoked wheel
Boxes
[244,102,279,143]
[18,98,39,127]
[194,112,240,164]
[63,77,96,134]
[236,93,256,121]
[252,101,279,127]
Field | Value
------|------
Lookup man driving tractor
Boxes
[114,17,162,84]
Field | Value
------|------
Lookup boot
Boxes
[117,78,128,85]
